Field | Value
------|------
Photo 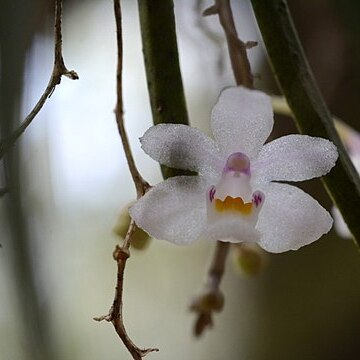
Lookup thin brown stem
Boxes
[94,220,158,359]
[94,1,156,359]
[0,0,78,160]
[203,0,256,87]
[190,242,230,336]
[205,241,230,290]
[195,0,225,73]
[191,0,255,336]
[113,0,149,198]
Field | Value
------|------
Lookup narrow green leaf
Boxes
[251,0,360,246]
[137,0,189,179]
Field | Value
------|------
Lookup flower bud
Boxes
[113,202,151,250]
[113,205,131,239]
[190,289,224,313]
[232,243,267,276]
[130,227,151,250]
[199,290,224,312]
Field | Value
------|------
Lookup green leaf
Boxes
[251,0,360,247]
[138,0,189,179]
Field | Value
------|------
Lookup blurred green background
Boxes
[1,0,360,359]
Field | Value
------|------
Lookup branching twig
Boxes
[94,1,157,359]
[94,220,158,359]
[194,0,225,74]
[0,0,78,160]
[112,0,149,198]
[190,242,230,336]
[203,0,256,88]
[190,0,255,336]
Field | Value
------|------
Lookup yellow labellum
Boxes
[214,196,253,215]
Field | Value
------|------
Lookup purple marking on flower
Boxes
[252,191,263,208]
[208,186,216,202]
[223,152,251,175]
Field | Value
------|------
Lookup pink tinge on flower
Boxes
[253,192,263,207]
[223,152,251,175]
[207,152,264,227]
[129,86,338,253]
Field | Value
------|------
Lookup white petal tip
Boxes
[256,183,334,253]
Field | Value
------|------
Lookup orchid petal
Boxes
[211,87,273,159]
[202,217,260,243]
[256,183,332,253]
[253,135,338,185]
[140,124,222,178]
[129,176,209,245]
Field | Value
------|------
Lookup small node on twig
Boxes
[139,347,160,357]
[189,289,225,337]
[113,245,130,261]
[64,70,79,80]
[203,5,218,16]
[245,41,258,49]
[190,290,224,313]
[93,313,112,322]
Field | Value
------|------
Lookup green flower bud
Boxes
[131,227,151,250]
[190,289,224,313]
[113,202,151,250]
[232,243,267,276]
[199,290,224,312]
[113,206,131,239]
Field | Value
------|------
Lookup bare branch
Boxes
[190,242,230,336]
[203,0,256,87]
[194,0,226,74]
[94,1,156,359]
[0,0,78,160]
[113,0,149,198]
[94,220,158,359]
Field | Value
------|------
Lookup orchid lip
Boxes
[223,152,251,175]
[207,150,264,224]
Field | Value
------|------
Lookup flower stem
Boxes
[137,0,189,179]
[93,2,157,359]
[114,0,149,198]
[203,0,255,88]
[251,0,360,246]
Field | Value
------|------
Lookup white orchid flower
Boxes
[130,87,338,253]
